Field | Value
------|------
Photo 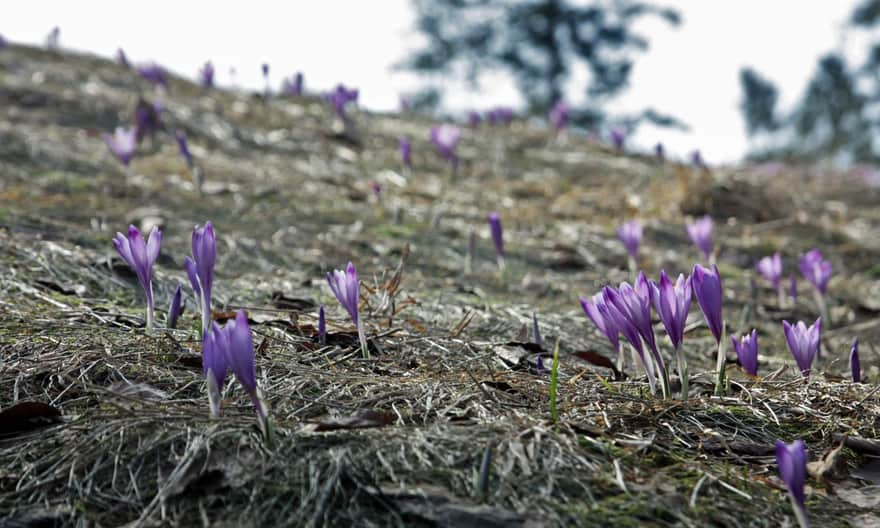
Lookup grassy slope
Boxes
[1,44,880,527]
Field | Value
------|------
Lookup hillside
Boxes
[1,44,880,527]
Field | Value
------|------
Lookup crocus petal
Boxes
[227,310,257,396]
[775,439,808,508]
[692,264,723,343]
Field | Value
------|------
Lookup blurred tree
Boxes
[401,0,682,129]
[739,68,778,135]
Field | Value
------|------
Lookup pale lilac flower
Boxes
[113,225,161,331]
[549,101,569,132]
[798,249,831,295]
[580,292,620,356]
[687,215,713,261]
[326,84,359,119]
[430,124,461,168]
[775,439,809,528]
[782,318,821,377]
[102,127,137,167]
[607,273,666,379]
[617,220,642,262]
[756,253,783,289]
[731,329,758,376]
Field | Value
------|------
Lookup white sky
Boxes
[2,0,862,163]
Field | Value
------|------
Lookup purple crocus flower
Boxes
[327,262,368,357]
[399,137,412,169]
[199,61,215,89]
[611,127,626,150]
[731,329,758,376]
[468,110,482,128]
[782,318,821,377]
[607,274,666,389]
[175,130,193,168]
[549,100,569,132]
[204,310,267,421]
[113,225,161,331]
[798,249,831,295]
[282,72,303,96]
[487,107,514,125]
[102,127,138,167]
[580,292,620,356]
[430,124,461,168]
[655,142,665,161]
[687,215,714,261]
[850,338,860,383]
[136,63,167,88]
[487,212,504,260]
[134,99,161,143]
[650,271,692,351]
[691,150,706,169]
[617,220,642,262]
[202,320,229,418]
[167,285,183,329]
[116,48,129,68]
[185,222,216,333]
[775,439,809,528]
[326,84,359,120]
[692,264,723,343]
[756,253,783,289]
[318,305,326,346]
[601,285,657,394]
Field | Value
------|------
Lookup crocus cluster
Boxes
[783,318,821,378]
[199,61,215,89]
[549,101,570,132]
[687,215,714,262]
[102,127,137,168]
[136,63,167,89]
[113,225,162,332]
[185,222,216,334]
[203,310,267,425]
[326,84,359,120]
[776,440,809,528]
[430,124,461,170]
[327,262,368,358]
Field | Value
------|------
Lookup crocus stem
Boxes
[357,319,369,359]
[813,290,830,329]
[496,255,506,273]
[790,495,810,528]
[777,285,786,310]
[713,323,727,396]
[633,344,657,396]
[627,256,637,283]
[676,348,689,400]
[145,282,154,333]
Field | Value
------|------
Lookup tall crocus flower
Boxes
[549,100,569,133]
[651,271,692,397]
[783,318,821,378]
[617,220,642,270]
[692,264,725,395]
[487,212,504,271]
[757,253,784,307]
[167,285,183,329]
[185,222,216,333]
[430,124,461,171]
[399,137,412,170]
[608,273,668,397]
[102,127,137,168]
[850,338,860,383]
[601,285,657,395]
[731,329,758,376]
[113,225,161,332]
[687,215,714,262]
[199,61,215,89]
[327,262,368,358]
[775,440,809,528]
[799,249,832,326]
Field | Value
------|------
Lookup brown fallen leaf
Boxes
[807,439,848,486]
[0,401,62,436]
[313,410,394,432]
[571,350,624,380]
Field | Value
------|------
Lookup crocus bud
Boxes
[199,61,215,89]
[113,225,161,332]
[650,271,692,351]
[782,318,821,377]
[756,253,783,289]
[617,220,643,262]
[731,329,758,376]
[850,338,860,383]
[102,127,138,167]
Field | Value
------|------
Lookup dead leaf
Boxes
[807,440,848,485]
[571,350,624,380]
[313,410,394,432]
[0,401,62,436]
